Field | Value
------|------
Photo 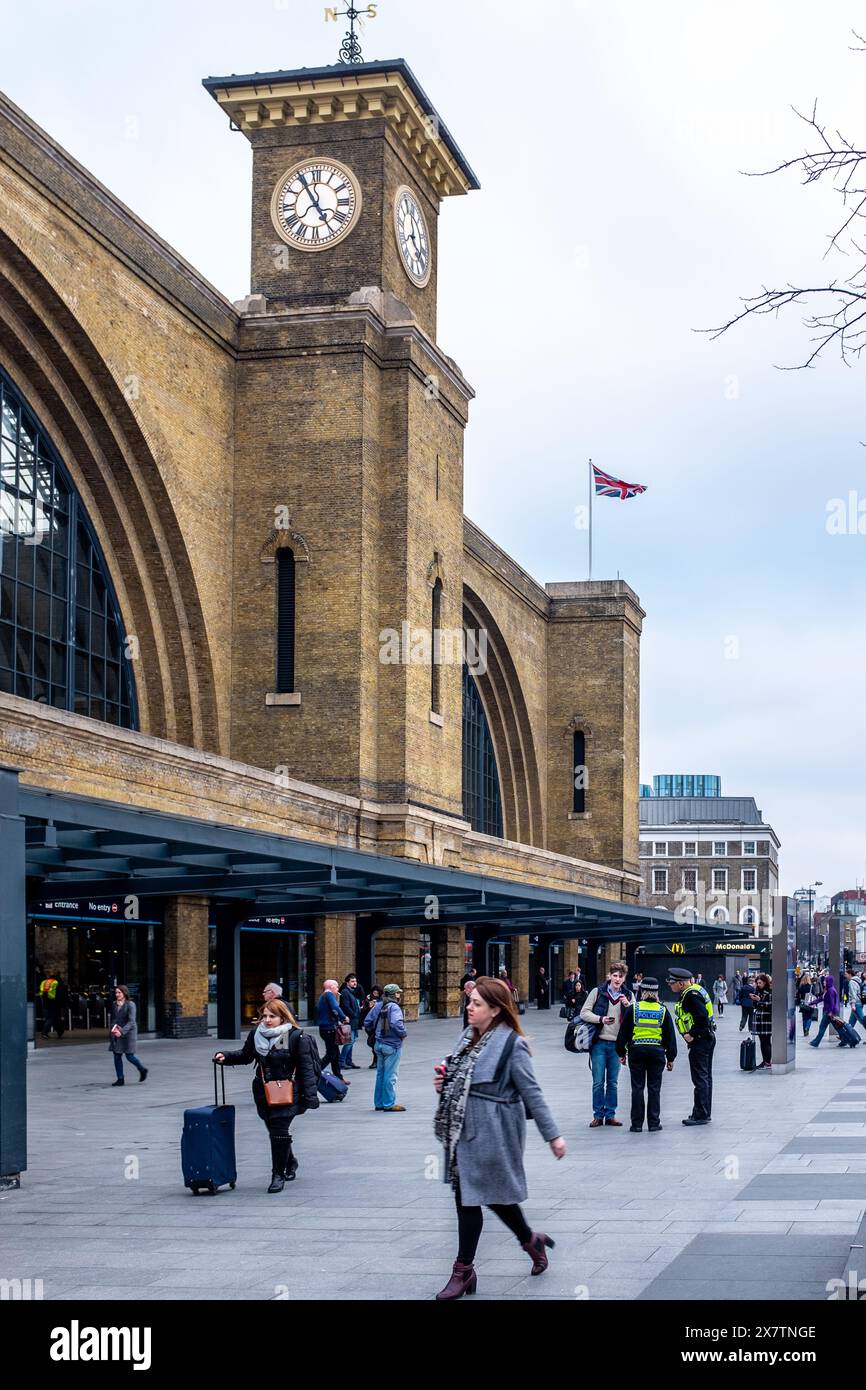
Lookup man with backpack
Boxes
[844,968,866,1035]
[579,962,633,1127]
[364,982,408,1112]
[616,977,677,1132]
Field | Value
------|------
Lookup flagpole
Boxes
[588,458,593,580]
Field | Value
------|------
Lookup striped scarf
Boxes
[434,1024,499,1189]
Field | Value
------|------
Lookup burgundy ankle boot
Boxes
[435,1260,477,1300]
[521,1232,555,1275]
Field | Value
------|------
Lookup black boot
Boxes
[284,1140,298,1182]
[268,1135,291,1193]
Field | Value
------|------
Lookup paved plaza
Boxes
[3,1010,865,1302]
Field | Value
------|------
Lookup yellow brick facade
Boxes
[0,67,642,1032]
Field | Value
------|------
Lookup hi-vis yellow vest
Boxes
[675,984,714,1035]
[40,977,58,1000]
[632,1000,665,1046]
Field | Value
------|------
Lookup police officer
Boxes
[667,967,716,1126]
[616,977,677,1132]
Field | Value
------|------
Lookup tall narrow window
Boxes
[431,578,442,713]
[462,663,502,836]
[275,548,295,693]
[572,730,586,813]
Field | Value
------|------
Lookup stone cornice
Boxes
[205,67,476,200]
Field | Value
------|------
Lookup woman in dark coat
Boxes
[215,998,320,1192]
[752,973,773,1069]
[534,966,550,1010]
[432,977,566,1300]
[109,985,148,1086]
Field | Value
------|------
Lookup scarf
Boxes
[253,1020,294,1057]
[433,1024,499,1189]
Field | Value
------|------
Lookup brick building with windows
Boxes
[0,50,662,1107]
[639,777,780,929]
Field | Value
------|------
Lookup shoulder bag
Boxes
[259,1062,295,1108]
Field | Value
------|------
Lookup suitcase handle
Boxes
[214,1059,226,1107]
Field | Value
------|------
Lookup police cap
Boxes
[638,976,659,991]
[666,967,694,982]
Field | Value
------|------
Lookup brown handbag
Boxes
[259,1064,294,1108]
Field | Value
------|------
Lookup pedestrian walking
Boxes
[462,977,476,1028]
[315,978,349,1081]
[712,976,728,1017]
[214,998,320,1192]
[535,965,550,1010]
[797,973,818,1037]
[738,974,756,1032]
[498,965,515,995]
[364,983,408,1112]
[563,971,578,1007]
[459,967,478,989]
[630,970,645,999]
[579,961,632,1127]
[752,973,773,1069]
[572,970,587,1014]
[432,976,566,1300]
[811,974,861,1049]
[339,973,363,1069]
[844,968,866,1034]
[262,981,283,1003]
[108,985,148,1086]
[668,967,715,1125]
[361,984,382,1068]
[616,976,677,1131]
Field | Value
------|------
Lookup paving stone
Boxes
[9,1015,866,1301]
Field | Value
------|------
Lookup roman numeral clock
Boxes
[203,60,479,340]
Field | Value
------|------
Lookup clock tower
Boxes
[204,60,478,339]
[204,61,480,827]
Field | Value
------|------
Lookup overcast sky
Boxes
[3,0,864,900]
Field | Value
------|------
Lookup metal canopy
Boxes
[17,784,740,944]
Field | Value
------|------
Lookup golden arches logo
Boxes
[670,943,685,954]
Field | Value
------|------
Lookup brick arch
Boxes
[0,232,221,750]
[462,586,543,847]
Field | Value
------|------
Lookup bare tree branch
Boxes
[706,43,866,369]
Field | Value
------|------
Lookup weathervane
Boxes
[324,4,378,65]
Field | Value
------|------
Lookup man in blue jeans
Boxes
[364,982,407,1112]
[579,962,632,1127]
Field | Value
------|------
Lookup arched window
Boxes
[0,368,136,726]
[572,730,586,813]
[275,548,296,693]
[462,663,502,836]
[431,577,442,713]
[740,906,757,927]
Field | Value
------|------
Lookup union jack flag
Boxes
[592,464,647,500]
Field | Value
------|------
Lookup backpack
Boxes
[564,1018,595,1053]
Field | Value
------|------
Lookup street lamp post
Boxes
[808,881,822,968]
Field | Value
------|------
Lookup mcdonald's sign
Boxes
[669,943,685,954]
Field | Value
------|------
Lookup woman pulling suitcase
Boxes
[214,999,320,1192]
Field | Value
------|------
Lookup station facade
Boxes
[0,58,645,1042]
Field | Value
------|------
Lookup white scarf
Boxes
[254,1020,294,1057]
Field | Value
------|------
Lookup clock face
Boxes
[394,185,432,287]
[270,158,362,251]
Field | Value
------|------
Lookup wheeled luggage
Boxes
[831,1017,861,1047]
[182,1062,237,1194]
[318,1068,349,1103]
[739,1033,757,1071]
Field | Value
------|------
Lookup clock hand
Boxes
[297,173,330,222]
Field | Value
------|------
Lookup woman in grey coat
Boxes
[109,985,148,1086]
[433,976,566,1300]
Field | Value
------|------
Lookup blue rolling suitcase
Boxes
[318,1068,349,1103]
[182,1063,237,1194]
